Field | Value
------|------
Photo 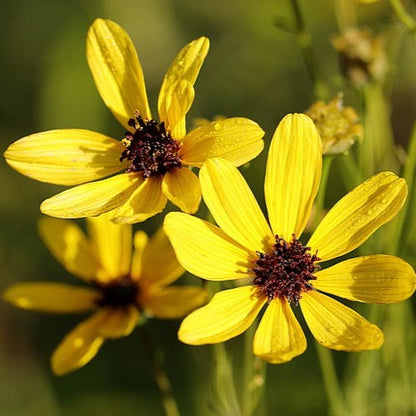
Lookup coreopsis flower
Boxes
[164,113,416,363]
[4,19,264,223]
[332,27,388,87]
[305,94,363,155]
[3,215,206,375]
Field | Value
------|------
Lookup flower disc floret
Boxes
[120,112,182,177]
[252,234,320,304]
[95,275,139,308]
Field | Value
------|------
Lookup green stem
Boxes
[337,152,362,189]
[383,303,413,416]
[389,0,416,34]
[139,327,181,416]
[344,305,383,415]
[290,0,329,100]
[242,323,266,416]
[334,0,357,32]
[212,343,242,416]
[315,343,346,416]
[313,154,345,416]
[359,83,398,177]
[399,122,416,252]
[313,156,333,228]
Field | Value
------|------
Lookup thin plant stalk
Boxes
[315,343,346,416]
[359,83,398,178]
[313,154,346,416]
[313,156,333,229]
[334,0,357,32]
[139,326,181,416]
[242,322,267,416]
[389,0,416,33]
[337,152,362,189]
[290,0,329,100]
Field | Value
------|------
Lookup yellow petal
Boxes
[4,129,127,185]
[308,172,407,261]
[200,158,274,253]
[86,18,151,129]
[314,255,416,303]
[162,167,201,213]
[165,80,194,140]
[265,114,322,240]
[86,213,132,281]
[51,312,106,375]
[141,286,207,319]
[41,173,141,219]
[158,37,209,132]
[110,176,167,224]
[178,286,266,344]
[164,212,253,281]
[140,228,184,288]
[253,298,307,363]
[130,231,149,280]
[3,283,98,313]
[300,291,384,351]
[38,217,103,281]
[180,118,264,167]
[98,306,140,338]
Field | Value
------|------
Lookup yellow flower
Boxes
[305,93,363,155]
[4,19,264,223]
[164,113,416,364]
[3,215,206,375]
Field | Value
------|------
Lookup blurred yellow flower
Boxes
[3,215,206,375]
[164,113,415,364]
[4,19,264,223]
[305,93,363,155]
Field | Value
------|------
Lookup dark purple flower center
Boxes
[95,275,139,308]
[120,111,182,178]
[251,234,320,304]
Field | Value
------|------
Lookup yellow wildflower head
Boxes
[3,215,206,375]
[4,18,264,224]
[305,93,363,154]
[164,113,416,364]
[332,27,388,87]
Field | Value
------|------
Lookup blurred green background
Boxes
[1,0,416,415]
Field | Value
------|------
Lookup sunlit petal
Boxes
[38,217,102,281]
[162,167,201,214]
[40,173,141,218]
[200,158,273,253]
[253,297,307,363]
[314,255,416,303]
[141,286,207,319]
[87,213,132,280]
[86,18,151,129]
[3,283,98,313]
[300,291,384,351]
[158,37,209,133]
[110,176,167,224]
[165,80,194,140]
[51,312,106,376]
[164,212,253,281]
[4,129,127,185]
[130,231,148,281]
[178,286,266,344]
[180,118,264,167]
[98,306,140,338]
[308,172,407,261]
[265,114,322,240]
[140,228,184,288]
